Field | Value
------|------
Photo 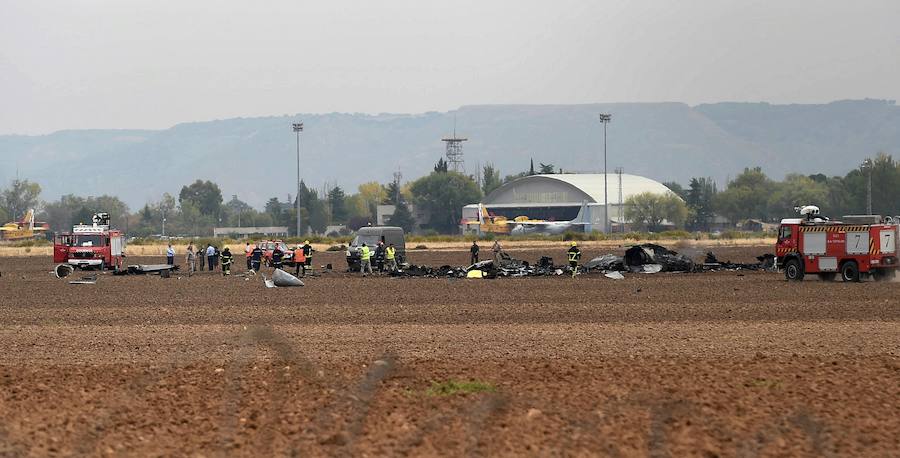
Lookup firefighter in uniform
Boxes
[293,245,306,277]
[374,241,386,272]
[272,246,284,270]
[302,240,313,275]
[385,243,398,272]
[567,241,582,278]
[470,241,480,265]
[221,247,234,276]
[359,243,372,276]
[250,244,263,272]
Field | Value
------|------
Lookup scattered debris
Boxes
[54,264,75,279]
[703,252,776,271]
[585,254,625,271]
[625,244,695,272]
[113,264,179,276]
[384,243,774,280]
[68,275,97,285]
[633,264,663,274]
[466,270,484,279]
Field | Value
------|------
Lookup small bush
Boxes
[426,380,495,397]
[414,244,428,250]
[326,244,346,252]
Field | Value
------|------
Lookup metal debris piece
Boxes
[585,254,625,271]
[624,244,695,272]
[272,268,305,287]
[114,264,179,276]
[54,264,75,278]
[604,271,625,280]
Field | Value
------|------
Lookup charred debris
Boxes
[391,243,774,279]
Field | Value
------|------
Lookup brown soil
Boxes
[0,244,898,456]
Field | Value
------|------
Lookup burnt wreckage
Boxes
[390,243,773,278]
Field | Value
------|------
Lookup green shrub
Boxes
[425,380,495,396]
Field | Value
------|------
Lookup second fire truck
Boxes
[777,206,899,282]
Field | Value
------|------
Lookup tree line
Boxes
[1,153,897,236]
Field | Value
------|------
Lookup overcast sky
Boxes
[1,0,898,135]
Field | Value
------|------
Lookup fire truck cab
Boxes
[777,206,899,282]
[53,213,126,271]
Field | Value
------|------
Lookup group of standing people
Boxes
[166,241,313,277]
[242,241,314,277]
[356,241,398,276]
[180,243,234,276]
[468,240,505,265]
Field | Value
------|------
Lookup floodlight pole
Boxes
[293,122,304,237]
[861,158,873,214]
[599,113,612,233]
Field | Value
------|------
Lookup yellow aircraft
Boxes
[0,209,50,242]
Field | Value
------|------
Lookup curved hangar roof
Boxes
[483,173,676,206]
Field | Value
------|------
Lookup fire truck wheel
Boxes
[817,272,836,282]
[784,259,804,281]
[840,261,860,282]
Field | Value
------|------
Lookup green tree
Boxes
[1,179,41,221]
[328,187,348,223]
[225,195,252,226]
[663,181,687,200]
[384,181,401,205]
[685,177,717,231]
[624,192,688,232]
[178,180,223,216]
[482,163,502,196]
[40,194,129,232]
[714,167,774,222]
[410,171,482,233]
[357,182,388,220]
[538,162,555,174]
[265,197,283,222]
[388,200,416,232]
[767,174,829,217]
[528,159,535,176]
[434,158,449,173]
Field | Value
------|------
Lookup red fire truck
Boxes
[777,206,899,282]
[53,213,126,271]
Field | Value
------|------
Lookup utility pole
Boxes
[861,158,873,214]
[598,113,612,233]
[292,122,304,237]
[615,167,624,233]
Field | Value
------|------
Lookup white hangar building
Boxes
[461,173,678,232]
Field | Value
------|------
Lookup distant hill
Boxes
[2,99,899,209]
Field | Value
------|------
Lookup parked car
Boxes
[346,226,406,270]
[259,240,295,266]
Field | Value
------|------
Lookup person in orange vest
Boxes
[293,245,306,277]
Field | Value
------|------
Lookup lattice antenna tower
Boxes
[442,117,467,173]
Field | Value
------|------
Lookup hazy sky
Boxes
[1,0,898,135]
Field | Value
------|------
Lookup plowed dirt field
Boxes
[1,244,898,456]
